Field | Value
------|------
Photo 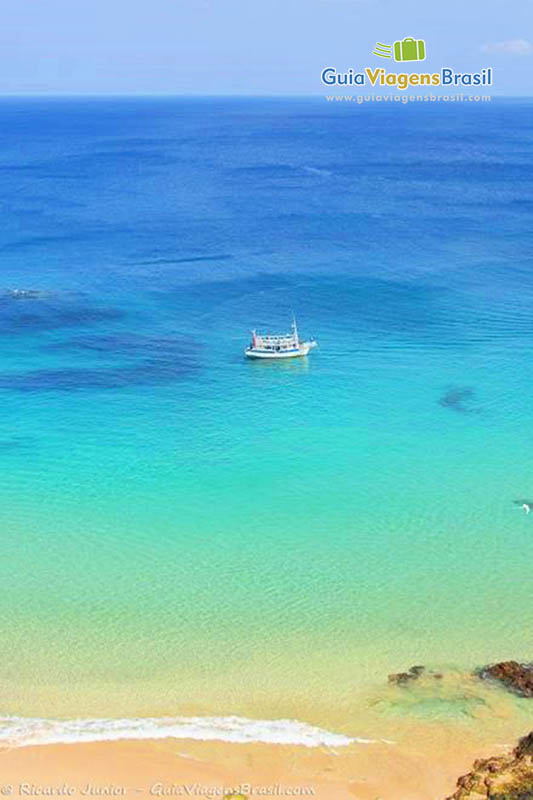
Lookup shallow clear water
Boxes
[1,97,533,742]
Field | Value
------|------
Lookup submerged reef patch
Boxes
[0,360,199,392]
[43,332,201,359]
[0,332,201,392]
[0,436,35,451]
[0,292,125,335]
[439,386,481,414]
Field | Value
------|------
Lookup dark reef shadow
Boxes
[439,386,482,415]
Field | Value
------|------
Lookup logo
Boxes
[321,37,493,90]
[373,37,426,62]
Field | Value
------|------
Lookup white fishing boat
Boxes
[245,318,316,359]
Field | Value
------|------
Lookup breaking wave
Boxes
[0,715,376,749]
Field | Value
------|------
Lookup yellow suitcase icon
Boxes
[393,38,426,62]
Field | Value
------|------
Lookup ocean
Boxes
[1,96,533,747]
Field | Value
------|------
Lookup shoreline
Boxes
[0,732,510,800]
[2,665,531,798]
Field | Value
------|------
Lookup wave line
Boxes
[0,714,384,749]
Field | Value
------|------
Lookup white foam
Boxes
[0,715,375,749]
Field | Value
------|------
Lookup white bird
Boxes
[513,500,533,514]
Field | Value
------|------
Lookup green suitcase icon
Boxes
[393,37,426,62]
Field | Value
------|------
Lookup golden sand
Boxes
[0,733,501,800]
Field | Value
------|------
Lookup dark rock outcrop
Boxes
[479,660,533,698]
[445,731,533,799]
[388,665,425,686]
[387,664,444,686]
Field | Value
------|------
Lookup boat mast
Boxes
[291,314,299,344]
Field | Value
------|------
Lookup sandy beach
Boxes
[0,734,500,800]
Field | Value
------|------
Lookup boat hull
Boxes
[245,342,315,359]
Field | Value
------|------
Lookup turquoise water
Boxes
[1,98,533,740]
